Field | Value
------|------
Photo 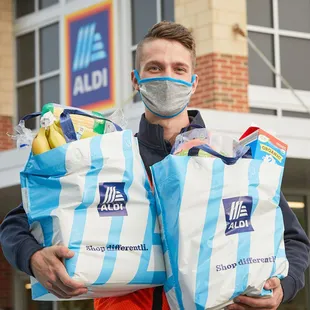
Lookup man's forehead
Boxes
[140,39,192,65]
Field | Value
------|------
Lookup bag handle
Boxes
[59,109,122,142]
[21,112,42,121]
[20,109,122,142]
[190,143,249,165]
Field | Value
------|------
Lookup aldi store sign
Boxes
[65,1,114,111]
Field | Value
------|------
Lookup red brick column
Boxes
[190,53,249,112]
[0,116,14,151]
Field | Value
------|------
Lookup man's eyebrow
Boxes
[144,60,190,68]
[144,60,164,67]
[173,62,189,68]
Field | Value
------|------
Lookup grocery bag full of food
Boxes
[151,127,289,310]
[17,104,165,301]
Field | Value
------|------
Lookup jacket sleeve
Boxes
[0,204,42,276]
[280,193,310,303]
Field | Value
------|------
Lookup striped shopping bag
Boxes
[20,110,166,300]
[151,145,288,310]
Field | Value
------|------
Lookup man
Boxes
[1,21,309,310]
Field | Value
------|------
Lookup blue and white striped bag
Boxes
[151,148,289,310]
[21,125,165,300]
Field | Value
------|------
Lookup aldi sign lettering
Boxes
[65,1,115,111]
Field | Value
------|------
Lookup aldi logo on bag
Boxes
[223,196,254,236]
[97,182,128,217]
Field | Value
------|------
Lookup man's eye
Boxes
[149,66,160,71]
[176,67,186,72]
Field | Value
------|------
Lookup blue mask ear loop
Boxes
[134,70,141,84]
[191,74,197,84]
[133,70,146,110]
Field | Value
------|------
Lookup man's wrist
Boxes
[16,239,43,276]
[29,248,43,277]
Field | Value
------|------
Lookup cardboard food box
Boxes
[239,127,288,167]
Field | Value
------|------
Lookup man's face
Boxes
[132,38,198,93]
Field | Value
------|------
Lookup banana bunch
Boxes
[32,121,99,155]
[32,123,66,155]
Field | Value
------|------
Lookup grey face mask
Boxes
[134,70,196,118]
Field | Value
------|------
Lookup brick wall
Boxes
[0,0,14,152]
[0,116,14,151]
[190,53,249,112]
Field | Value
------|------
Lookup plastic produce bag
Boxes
[7,120,35,149]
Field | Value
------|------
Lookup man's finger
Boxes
[53,278,88,296]
[226,304,249,310]
[53,246,75,259]
[264,277,280,290]
[49,290,68,299]
[48,285,71,299]
[235,295,275,308]
[55,263,87,290]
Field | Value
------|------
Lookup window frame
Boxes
[15,19,60,123]
[247,0,310,117]
[14,0,62,128]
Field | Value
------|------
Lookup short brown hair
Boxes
[135,21,196,71]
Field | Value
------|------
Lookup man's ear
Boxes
[131,70,139,91]
[191,74,199,94]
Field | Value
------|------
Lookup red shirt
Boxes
[94,288,170,310]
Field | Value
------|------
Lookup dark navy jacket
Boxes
[0,111,309,304]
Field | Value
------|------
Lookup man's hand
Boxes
[226,278,283,310]
[30,245,88,299]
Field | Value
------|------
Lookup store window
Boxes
[247,0,310,92]
[15,0,59,18]
[16,22,60,129]
[248,31,275,87]
[131,0,174,101]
